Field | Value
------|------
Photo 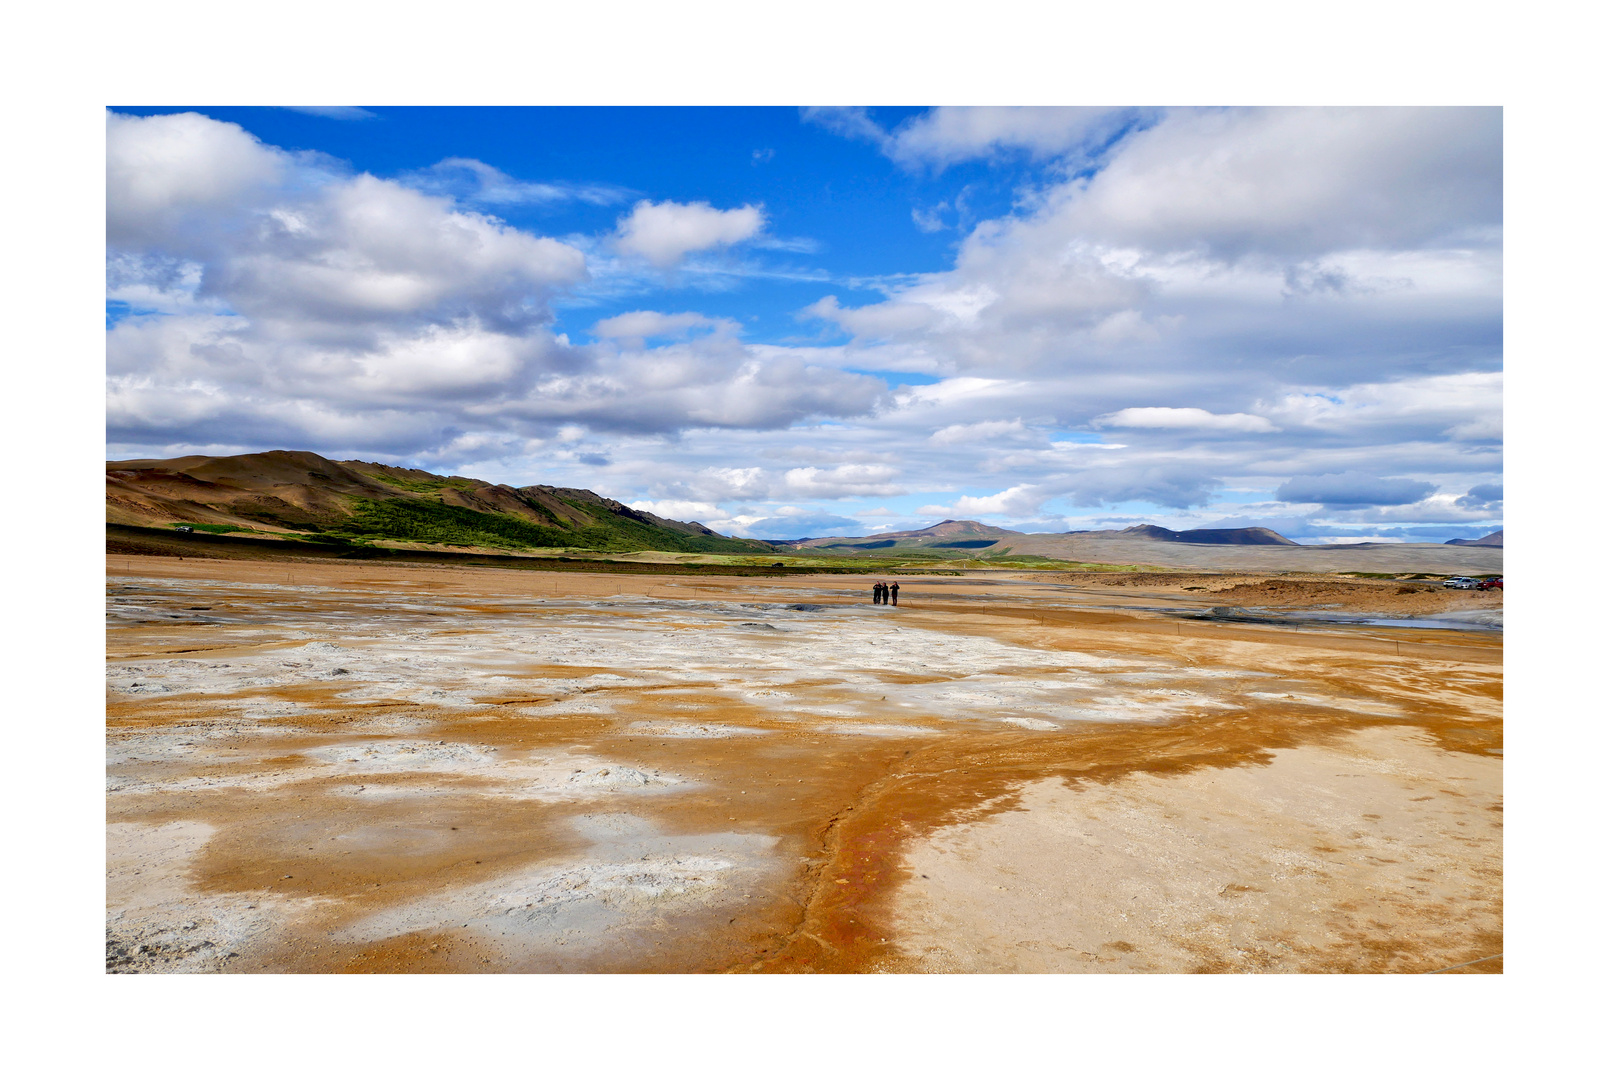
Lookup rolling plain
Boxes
[107,551,1501,974]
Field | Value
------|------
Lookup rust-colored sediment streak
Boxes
[753,705,1500,973]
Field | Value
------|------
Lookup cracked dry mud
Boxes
[106,557,1501,973]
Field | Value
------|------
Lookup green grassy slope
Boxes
[332,494,769,554]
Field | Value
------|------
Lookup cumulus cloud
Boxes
[1263,372,1502,444]
[613,200,766,268]
[1456,482,1504,512]
[499,349,887,435]
[782,464,904,498]
[1095,407,1277,433]
[805,107,1500,388]
[919,484,1046,518]
[1053,107,1501,258]
[216,174,586,333]
[884,107,1146,168]
[788,107,1501,533]
[590,310,737,347]
[929,419,1032,445]
[628,497,865,541]
[107,110,289,248]
[110,107,1500,544]
[107,112,883,458]
[633,460,902,503]
[1054,464,1224,509]
[1275,472,1437,507]
[803,106,1147,170]
[804,295,941,340]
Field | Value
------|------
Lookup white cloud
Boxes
[803,106,1145,170]
[283,106,376,120]
[401,157,629,206]
[799,107,887,145]
[918,484,1045,518]
[613,200,766,268]
[912,205,947,233]
[804,295,939,339]
[109,108,1501,543]
[1445,416,1504,441]
[106,113,883,454]
[501,350,887,435]
[1054,107,1501,258]
[929,419,1031,445]
[1263,372,1502,442]
[590,310,736,346]
[107,111,288,248]
[1095,407,1277,433]
[1319,492,1505,524]
[212,173,587,330]
[782,464,904,498]
[886,107,1143,167]
[641,462,904,503]
[628,498,725,523]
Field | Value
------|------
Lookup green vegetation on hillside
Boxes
[169,522,246,534]
[328,496,765,554]
[352,468,481,495]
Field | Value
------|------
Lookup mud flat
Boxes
[106,556,1501,973]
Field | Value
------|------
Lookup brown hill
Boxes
[106,450,769,554]
[775,519,1017,550]
[1065,524,1299,546]
[1445,529,1503,548]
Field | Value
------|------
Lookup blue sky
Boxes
[106,106,1502,543]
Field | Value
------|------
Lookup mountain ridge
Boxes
[1063,524,1299,546]
[106,450,771,555]
[1444,529,1504,548]
[773,519,1300,552]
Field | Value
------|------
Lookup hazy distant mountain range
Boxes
[1445,530,1504,547]
[773,519,1301,554]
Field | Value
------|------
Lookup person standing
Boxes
[870,581,881,604]
[890,581,899,606]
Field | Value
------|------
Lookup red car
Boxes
[1476,577,1503,590]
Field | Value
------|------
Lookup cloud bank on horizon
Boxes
[106,106,1501,544]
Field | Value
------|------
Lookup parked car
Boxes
[1476,577,1503,590]
[1442,576,1477,589]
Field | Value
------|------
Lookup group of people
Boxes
[871,580,899,606]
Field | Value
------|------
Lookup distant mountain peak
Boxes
[1445,529,1503,547]
[1067,523,1298,546]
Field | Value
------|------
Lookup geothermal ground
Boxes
[106,556,1502,974]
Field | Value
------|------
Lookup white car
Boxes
[1442,576,1478,589]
